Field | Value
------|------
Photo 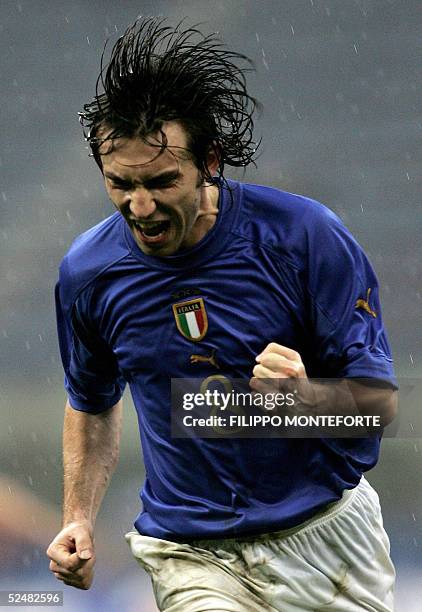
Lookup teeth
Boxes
[133,219,169,238]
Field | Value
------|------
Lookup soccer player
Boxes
[47,17,398,611]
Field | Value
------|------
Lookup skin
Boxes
[250,342,398,428]
[46,400,122,589]
[101,121,220,257]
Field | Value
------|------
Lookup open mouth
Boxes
[132,220,171,244]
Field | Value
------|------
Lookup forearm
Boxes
[252,344,398,428]
[295,379,397,427]
[62,399,122,527]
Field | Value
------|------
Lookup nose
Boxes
[129,187,156,218]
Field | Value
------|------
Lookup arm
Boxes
[251,343,397,428]
[47,399,122,589]
[250,207,397,430]
[345,378,397,427]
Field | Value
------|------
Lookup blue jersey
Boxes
[55,180,396,540]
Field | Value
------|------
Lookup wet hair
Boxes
[79,16,261,183]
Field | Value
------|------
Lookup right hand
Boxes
[46,520,95,590]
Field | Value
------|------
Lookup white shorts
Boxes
[125,476,395,611]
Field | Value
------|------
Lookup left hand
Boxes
[250,342,307,394]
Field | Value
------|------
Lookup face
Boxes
[100,122,218,257]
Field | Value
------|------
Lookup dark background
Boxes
[1,1,421,610]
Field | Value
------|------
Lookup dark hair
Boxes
[79,16,261,183]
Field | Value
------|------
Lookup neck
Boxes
[183,183,220,249]
[197,182,219,218]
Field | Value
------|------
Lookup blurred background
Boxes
[0,0,421,610]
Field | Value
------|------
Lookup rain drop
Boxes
[262,50,269,71]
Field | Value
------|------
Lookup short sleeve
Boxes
[55,258,126,413]
[306,209,397,387]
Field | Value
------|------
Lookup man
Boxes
[47,17,398,611]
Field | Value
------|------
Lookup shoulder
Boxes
[236,181,337,223]
[231,181,353,267]
[58,212,130,303]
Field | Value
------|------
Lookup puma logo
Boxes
[355,288,377,318]
[190,349,220,369]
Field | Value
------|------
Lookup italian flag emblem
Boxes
[172,298,208,342]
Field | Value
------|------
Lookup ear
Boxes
[205,142,221,177]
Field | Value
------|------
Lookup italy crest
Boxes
[172,298,208,342]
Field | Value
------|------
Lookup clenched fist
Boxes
[250,343,307,386]
[46,520,95,590]
[249,342,317,412]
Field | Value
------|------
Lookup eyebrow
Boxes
[104,169,181,186]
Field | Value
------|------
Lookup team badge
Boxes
[172,298,208,341]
